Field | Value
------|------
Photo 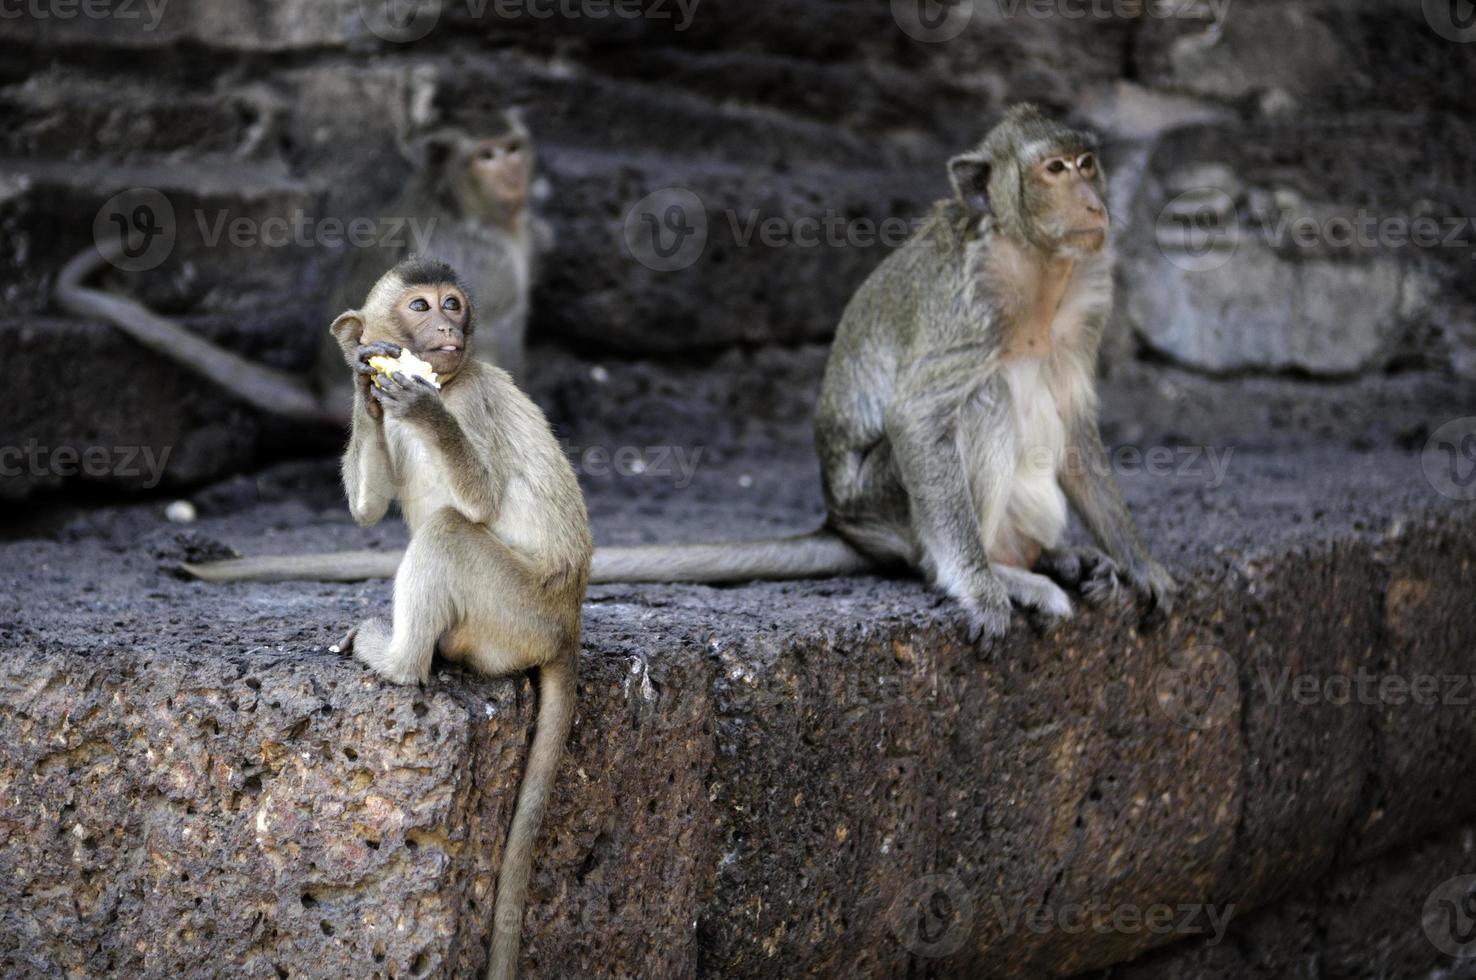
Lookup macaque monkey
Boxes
[53,111,545,428]
[300,257,591,980]
[330,110,546,383]
[185,106,1174,646]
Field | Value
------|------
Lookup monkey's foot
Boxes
[952,579,1013,650]
[328,626,358,655]
[1038,547,1127,608]
[995,566,1074,620]
[962,601,1012,648]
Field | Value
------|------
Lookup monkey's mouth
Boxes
[419,345,464,370]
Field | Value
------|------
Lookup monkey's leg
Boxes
[886,385,1013,643]
[435,531,573,677]
[824,439,916,564]
[353,511,467,685]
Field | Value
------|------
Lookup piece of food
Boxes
[368,349,441,390]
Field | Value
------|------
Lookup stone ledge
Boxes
[1,404,1474,977]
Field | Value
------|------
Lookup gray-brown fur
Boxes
[816,103,1173,641]
[184,106,1174,649]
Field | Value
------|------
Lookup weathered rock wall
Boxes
[2,387,1475,976]
[2,0,1475,497]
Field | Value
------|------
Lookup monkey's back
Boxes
[814,204,972,501]
[456,361,593,585]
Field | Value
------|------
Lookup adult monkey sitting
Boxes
[327,257,592,980]
[186,105,1175,646]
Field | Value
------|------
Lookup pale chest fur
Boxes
[982,239,1109,364]
[383,417,453,530]
[977,240,1113,565]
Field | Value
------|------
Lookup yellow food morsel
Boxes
[368,351,441,390]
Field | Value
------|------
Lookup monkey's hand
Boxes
[1125,558,1177,614]
[1039,546,1129,609]
[353,342,402,420]
[352,341,402,374]
[373,369,443,422]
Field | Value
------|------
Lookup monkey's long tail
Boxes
[180,529,875,584]
[55,243,334,424]
[588,528,874,583]
[181,550,404,582]
[486,650,577,980]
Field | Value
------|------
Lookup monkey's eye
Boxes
[443,296,461,312]
[506,141,522,154]
[1047,159,1067,175]
[1078,154,1096,174]
[408,297,430,313]
[479,148,497,161]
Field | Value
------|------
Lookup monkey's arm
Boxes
[885,371,1014,643]
[56,244,340,426]
[379,377,506,525]
[1058,414,1177,609]
[342,386,395,527]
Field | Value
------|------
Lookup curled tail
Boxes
[181,549,404,582]
[486,652,577,980]
[589,528,873,584]
[56,243,336,425]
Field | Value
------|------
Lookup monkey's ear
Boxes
[330,310,365,349]
[948,153,992,216]
[410,128,464,171]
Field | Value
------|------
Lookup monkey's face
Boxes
[378,283,473,381]
[1023,147,1109,256]
[460,134,530,214]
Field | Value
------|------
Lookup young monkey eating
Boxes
[325,257,592,980]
